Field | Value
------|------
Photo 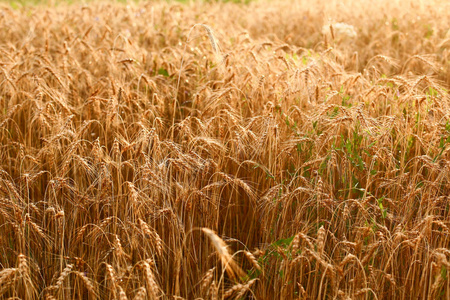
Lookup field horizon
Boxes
[0,0,450,299]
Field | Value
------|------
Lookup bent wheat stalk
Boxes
[201,228,245,281]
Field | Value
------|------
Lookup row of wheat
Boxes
[0,0,449,299]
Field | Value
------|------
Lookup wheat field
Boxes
[0,0,449,299]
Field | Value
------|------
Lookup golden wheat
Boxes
[0,0,449,298]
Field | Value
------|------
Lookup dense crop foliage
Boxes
[0,0,449,298]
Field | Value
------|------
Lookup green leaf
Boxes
[157,68,169,77]
[272,236,295,248]
[445,121,450,133]
[377,196,387,219]
[441,265,447,281]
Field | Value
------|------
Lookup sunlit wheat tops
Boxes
[0,0,449,299]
